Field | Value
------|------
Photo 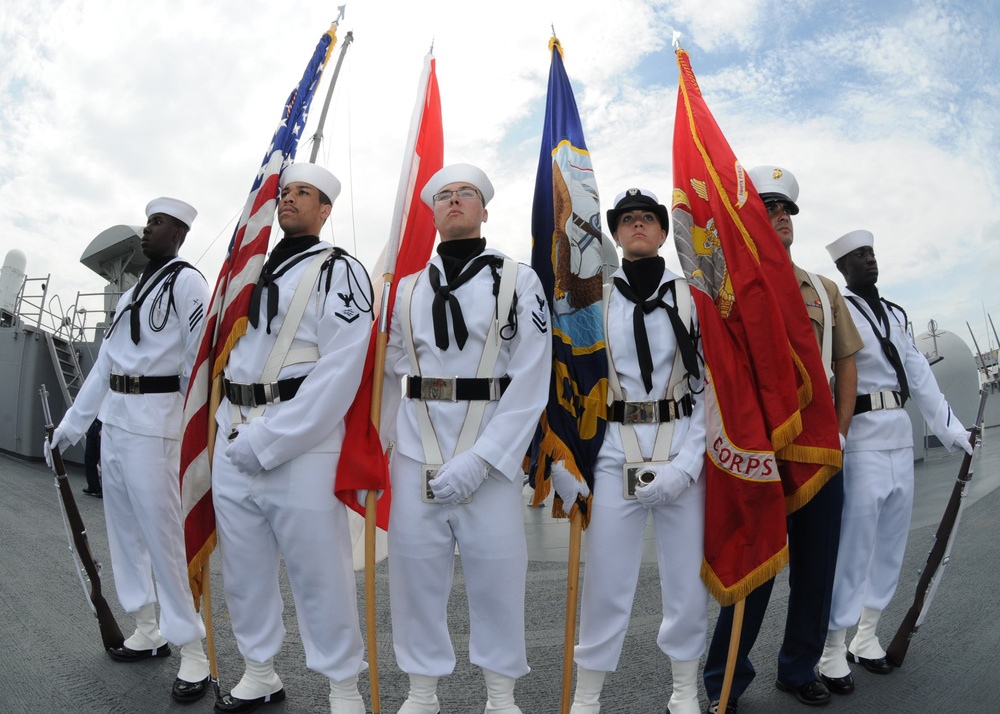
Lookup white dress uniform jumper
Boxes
[570,264,708,714]
[381,247,552,714]
[57,256,211,682]
[211,242,373,710]
[819,286,968,679]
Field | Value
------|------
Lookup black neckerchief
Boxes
[848,283,888,332]
[248,235,322,333]
[846,284,910,405]
[428,244,496,351]
[105,257,186,344]
[614,270,700,394]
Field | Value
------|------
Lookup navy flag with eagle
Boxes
[528,37,609,526]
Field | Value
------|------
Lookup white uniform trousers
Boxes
[575,467,708,671]
[212,431,365,682]
[829,447,914,629]
[388,453,529,679]
[100,424,205,646]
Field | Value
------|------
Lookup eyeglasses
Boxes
[432,188,481,204]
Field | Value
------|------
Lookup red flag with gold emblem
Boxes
[671,48,842,605]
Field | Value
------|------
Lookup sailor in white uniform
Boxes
[556,189,708,714]
[381,164,551,714]
[817,229,972,693]
[48,197,212,703]
[211,163,373,714]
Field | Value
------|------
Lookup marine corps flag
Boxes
[529,37,608,526]
[671,48,842,604]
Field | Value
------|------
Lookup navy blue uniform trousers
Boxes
[704,471,844,699]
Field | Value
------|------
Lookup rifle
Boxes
[39,385,125,651]
[885,385,988,666]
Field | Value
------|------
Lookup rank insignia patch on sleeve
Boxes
[334,292,360,323]
[532,294,548,334]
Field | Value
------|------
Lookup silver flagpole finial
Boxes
[335,5,346,23]
[672,30,682,48]
[551,24,556,38]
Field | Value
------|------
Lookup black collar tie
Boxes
[248,236,322,334]
[614,277,700,394]
[847,293,910,405]
[428,255,496,351]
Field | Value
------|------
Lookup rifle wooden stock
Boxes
[45,426,125,651]
[886,401,984,666]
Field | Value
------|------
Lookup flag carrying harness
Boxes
[399,257,519,469]
[224,248,366,422]
[804,270,834,385]
[603,277,695,467]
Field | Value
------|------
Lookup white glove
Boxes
[953,432,974,456]
[635,463,692,506]
[43,427,72,469]
[357,489,385,505]
[839,432,847,450]
[430,451,488,504]
[225,431,263,477]
[550,461,590,504]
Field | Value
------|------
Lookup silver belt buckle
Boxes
[871,391,897,411]
[127,375,142,395]
[623,400,658,424]
[421,377,457,401]
[236,383,257,408]
[262,382,277,405]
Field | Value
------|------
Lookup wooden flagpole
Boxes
[560,509,584,714]
[718,598,745,712]
[364,311,392,714]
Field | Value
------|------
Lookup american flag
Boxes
[179,24,338,604]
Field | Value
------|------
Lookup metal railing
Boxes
[11,276,121,360]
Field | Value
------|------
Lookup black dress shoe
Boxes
[82,488,102,497]
[847,652,893,674]
[775,678,831,706]
[214,689,286,713]
[107,642,171,662]
[707,699,738,714]
[172,676,210,704]
[819,672,855,695]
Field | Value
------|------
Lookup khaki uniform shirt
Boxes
[793,264,863,362]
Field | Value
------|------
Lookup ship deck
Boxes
[2,431,998,713]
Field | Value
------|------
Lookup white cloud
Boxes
[1,0,998,352]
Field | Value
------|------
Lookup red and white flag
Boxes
[179,24,338,603]
[334,52,443,549]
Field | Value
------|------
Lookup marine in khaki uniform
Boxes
[703,166,863,713]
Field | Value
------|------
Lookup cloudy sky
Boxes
[2,0,998,354]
